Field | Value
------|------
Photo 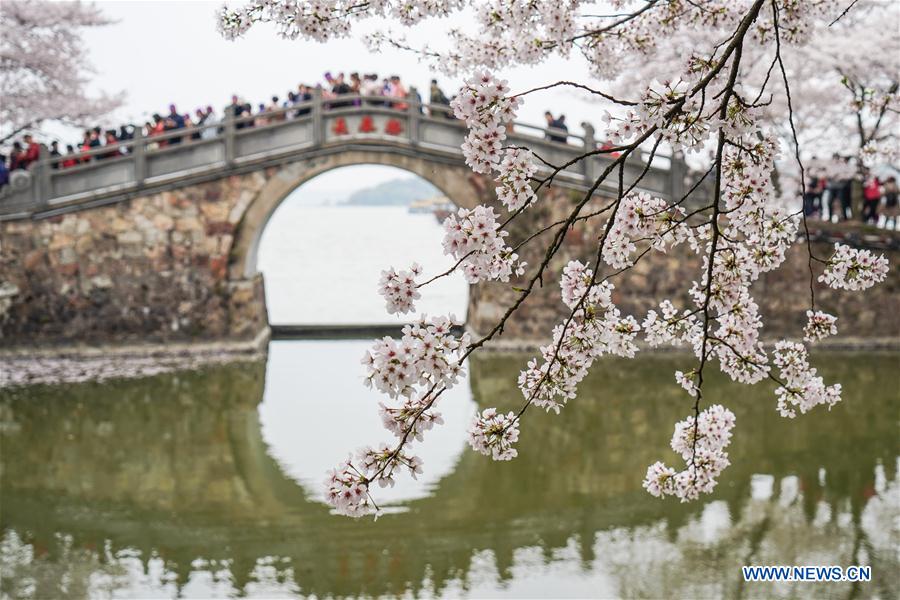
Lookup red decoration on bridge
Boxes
[332,117,349,135]
[385,119,403,136]
[358,115,376,133]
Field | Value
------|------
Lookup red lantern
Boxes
[359,115,376,133]
[385,119,403,136]
[332,117,349,135]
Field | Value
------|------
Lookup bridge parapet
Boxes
[0,88,680,221]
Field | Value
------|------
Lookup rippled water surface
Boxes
[1,345,897,599]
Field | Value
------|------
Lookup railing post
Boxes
[581,122,596,184]
[132,127,146,187]
[312,88,324,144]
[408,87,421,145]
[36,144,51,206]
[224,107,236,167]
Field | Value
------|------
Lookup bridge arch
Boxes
[229,149,482,281]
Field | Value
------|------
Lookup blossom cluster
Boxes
[450,72,538,211]
[217,0,462,42]
[772,341,842,418]
[602,191,691,269]
[362,315,468,398]
[518,261,640,413]
[643,404,736,502]
[377,263,422,314]
[803,310,837,343]
[325,315,470,516]
[819,243,889,291]
[642,300,700,348]
[467,407,520,461]
[442,205,525,283]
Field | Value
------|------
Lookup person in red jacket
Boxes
[862,174,882,224]
[61,145,79,168]
[20,134,41,168]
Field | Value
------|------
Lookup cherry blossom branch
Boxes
[511,81,637,106]
[772,0,817,311]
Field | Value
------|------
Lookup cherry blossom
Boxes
[442,205,524,283]
[518,261,640,413]
[803,310,838,343]
[643,404,736,502]
[361,315,468,399]
[378,263,422,314]
[467,407,519,461]
[495,148,537,211]
[324,456,376,517]
[819,243,889,291]
[642,301,700,348]
[1,1,123,142]
[601,192,691,269]
[772,341,842,418]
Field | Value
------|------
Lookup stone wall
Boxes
[0,172,270,346]
[1,158,897,349]
[468,192,900,344]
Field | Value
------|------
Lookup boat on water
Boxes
[409,195,455,223]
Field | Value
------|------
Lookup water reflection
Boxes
[1,346,897,599]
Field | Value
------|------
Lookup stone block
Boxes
[23,249,45,270]
[206,221,234,236]
[153,214,175,231]
[57,262,79,277]
[175,217,202,233]
[117,231,143,245]
[49,234,75,251]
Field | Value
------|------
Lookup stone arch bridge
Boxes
[0,93,683,347]
[1,92,897,348]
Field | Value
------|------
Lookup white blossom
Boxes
[0,1,123,140]
[772,341,842,418]
[803,310,837,343]
[467,407,520,461]
[442,205,525,283]
[378,263,422,314]
[643,405,736,502]
[819,243,889,291]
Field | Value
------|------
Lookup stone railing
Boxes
[0,88,686,221]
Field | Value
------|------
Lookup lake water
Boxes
[257,206,468,324]
[1,346,897,599]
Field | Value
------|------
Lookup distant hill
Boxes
[341,177,440,206]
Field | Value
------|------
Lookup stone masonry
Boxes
[1,158,897,349]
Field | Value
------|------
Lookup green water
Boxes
[1,342,897,599]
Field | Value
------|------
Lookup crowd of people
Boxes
[802,161,899,229]
[0,72,451,186]
[3,74,897,231]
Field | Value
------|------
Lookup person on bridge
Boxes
[360,74,382,105]
[48,141,62,168]
[61,145,79,168]
[20,135,41,169]
[100,130,120,160]
[0,154,8,187]
[166,105,186,144]
[429,79,452,118]
[862,174,882,225]
[544,112,568,143]
[388,75,408,110]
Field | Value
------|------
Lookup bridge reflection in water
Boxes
[1,346,897,599]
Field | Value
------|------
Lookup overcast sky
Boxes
[38,1,611,192]
[76,1,603,139]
